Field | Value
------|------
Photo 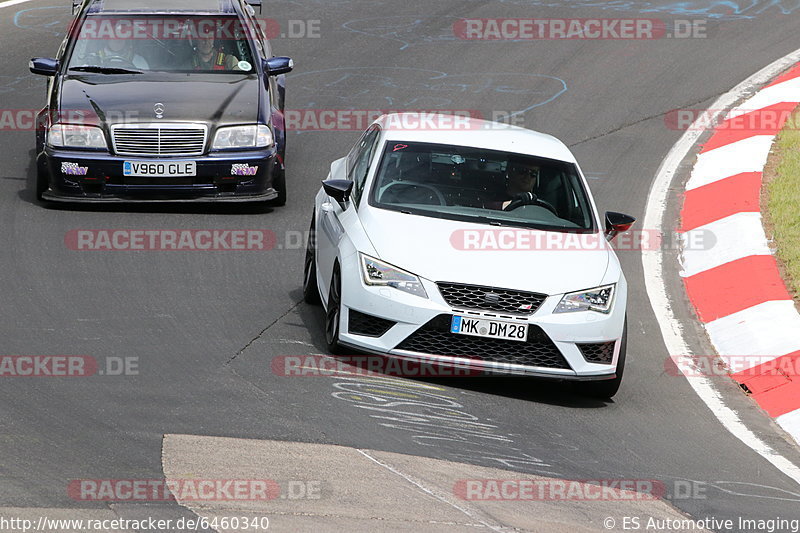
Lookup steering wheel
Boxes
[503,192,559,216]
[103,56,138,69]
[380,181,447,206]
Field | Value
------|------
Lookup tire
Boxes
[324,264,343,354]
[35,126,49,202]
[303,216,321,305]
[35,158,49,202]
[582,319,627,399]
[269,165,286,207]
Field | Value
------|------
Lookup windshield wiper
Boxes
[395,208,509,227]
[68,66,142,75]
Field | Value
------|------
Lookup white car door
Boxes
[316,127,383,302]
[316,159,347,301]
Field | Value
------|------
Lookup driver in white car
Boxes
[486,160,540,210]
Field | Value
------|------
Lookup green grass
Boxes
[767,108,800,299]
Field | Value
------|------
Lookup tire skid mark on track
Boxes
[329,375,561,476]
[0,75,38,96]
[342,16,458,50]
[289,66,567,124]
[702,480,800,501]
[567,90,726,148]
[275,355,800,500]
[261,0,795,17]
[13,5,70,37]
[497,0,796,18]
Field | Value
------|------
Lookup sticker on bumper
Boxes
[61,162,88,176]
[231,163,259,176]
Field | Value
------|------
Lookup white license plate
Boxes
[123,161,196,177]
[450,316,528,342]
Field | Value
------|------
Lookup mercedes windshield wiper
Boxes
[68,66,142,75]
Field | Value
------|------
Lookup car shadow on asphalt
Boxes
[20,149,277,215]
[293,295,611,410]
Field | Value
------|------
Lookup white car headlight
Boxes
[360,254,428,299]
[47,124,107,149]
[555,284,616,314]
[212,125,273,150]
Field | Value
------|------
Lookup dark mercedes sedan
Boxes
[30,0,293,205]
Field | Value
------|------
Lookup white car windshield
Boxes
[67,15,256,73]
[369,141,596,231]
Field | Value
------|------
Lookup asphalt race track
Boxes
[1,0,799,530]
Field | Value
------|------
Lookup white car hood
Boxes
[358,207,612,296]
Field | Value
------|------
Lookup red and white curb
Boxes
[679,64,800,445]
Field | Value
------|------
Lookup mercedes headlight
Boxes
[212,125,273,150]
[360,254,428,299]
[554,284,616,314]
[47,124,107,149]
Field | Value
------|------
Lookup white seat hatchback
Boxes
[303,113,635,398]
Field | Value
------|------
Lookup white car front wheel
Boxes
[325,264,343,354]
[303,216,321,305]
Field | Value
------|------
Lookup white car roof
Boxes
[376,113,577,164]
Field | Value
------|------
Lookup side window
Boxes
[348,127,381,204]
[346,131,369,176]
[59,19,76,60]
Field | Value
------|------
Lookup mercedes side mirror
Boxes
[29,58,59,76]
[264,57,294,76]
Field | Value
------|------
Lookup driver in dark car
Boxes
[192,30,240,71]
[96,23,149,69]
[485,160,541,211]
